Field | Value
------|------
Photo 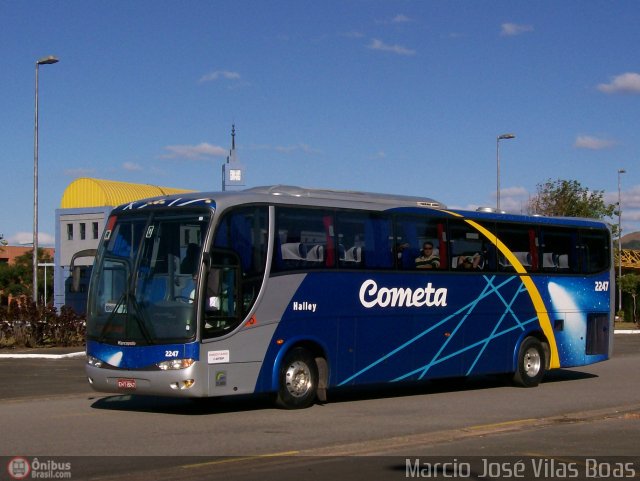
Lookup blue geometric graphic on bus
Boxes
[338,275,538,385]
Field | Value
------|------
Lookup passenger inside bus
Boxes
[455,253,483,270]
[181,243,200,274]
[415,242,440,269]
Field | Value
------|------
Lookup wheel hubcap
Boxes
[523,347,541,377]
[285,360,312,397]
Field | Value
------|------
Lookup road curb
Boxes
[0,351,85,359]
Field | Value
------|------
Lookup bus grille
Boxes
[585,313,609,355]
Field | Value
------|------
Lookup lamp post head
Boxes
[498,133,515,140]
[618,168,626,175]
[37,55,59,65]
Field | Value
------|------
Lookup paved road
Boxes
[0,334,637,401]
[0,335,638,480]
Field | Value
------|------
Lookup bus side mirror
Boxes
[68,249,98,293]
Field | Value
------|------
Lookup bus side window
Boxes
[580,230,610,273]
[205,267,221,311]
[206,206,268,337]
[495,224,538,272]
[541,227,577,273]
[336,211,393,270]
[395,215,444,270]
[273,208,335,271]
[203,253,239,333]
[449,220,484,271]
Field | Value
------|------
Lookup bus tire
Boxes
[512,337,546,387]
[276,347,318,409]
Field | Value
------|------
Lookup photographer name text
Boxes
[406,458,637,479]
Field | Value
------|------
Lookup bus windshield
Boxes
[87,210,211,345]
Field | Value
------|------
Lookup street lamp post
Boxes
[496,133,515,211]
[33,55,59,305]
[617,168,626,314]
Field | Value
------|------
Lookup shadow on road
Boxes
[90,392,275,415]
[89,368,597,415]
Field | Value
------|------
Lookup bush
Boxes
[0,300,85,348]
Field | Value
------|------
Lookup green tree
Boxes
[619,274,640,325]
[527,179,616,230]
[0,249,54,304]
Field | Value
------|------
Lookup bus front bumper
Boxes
[85,363,207,398]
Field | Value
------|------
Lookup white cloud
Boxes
[500,23,534,36]
[597,72,640,94]
[501,186,529,197]
[609,185,640,234]
[480,186,530,213]
[574,135,616,150]
[376,14,414,25]
[253,143,320,155]
[454,187,530,213]
[198,70,241,84]
[622,185,640,210]
[498,187,530,213]
[391,14,412,24]
[623,210,640,222]
[122,162,142,171]
[368,38,416,56]
[10,231,55,247]
[160,143,227,160]
[274,145,299,154]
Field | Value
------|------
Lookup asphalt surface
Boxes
[0,334,638,481]
[0,333,638,401]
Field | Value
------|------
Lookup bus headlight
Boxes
[156,359,195,370]
[170,379,196,390]
[87,355,103,368]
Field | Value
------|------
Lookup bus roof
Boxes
[112,185,610,230]
[244,185,446,208]
[444,207,611,229]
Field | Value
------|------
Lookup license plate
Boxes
[117,378,136,389]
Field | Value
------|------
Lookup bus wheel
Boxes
[276,348,318,409]
[513,337,546,387]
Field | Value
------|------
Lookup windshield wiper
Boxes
[128,290,155,345]
[98,290,127,343]
[97,289,155,345]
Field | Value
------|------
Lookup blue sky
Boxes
[1,1,639,247]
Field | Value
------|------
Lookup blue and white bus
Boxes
[85,185,613,408]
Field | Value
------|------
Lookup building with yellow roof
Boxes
[59,177,192,209]
[54,178,194,312]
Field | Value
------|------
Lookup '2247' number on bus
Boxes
[594,281,609,292]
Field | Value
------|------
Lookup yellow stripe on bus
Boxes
[462,218,560,369]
